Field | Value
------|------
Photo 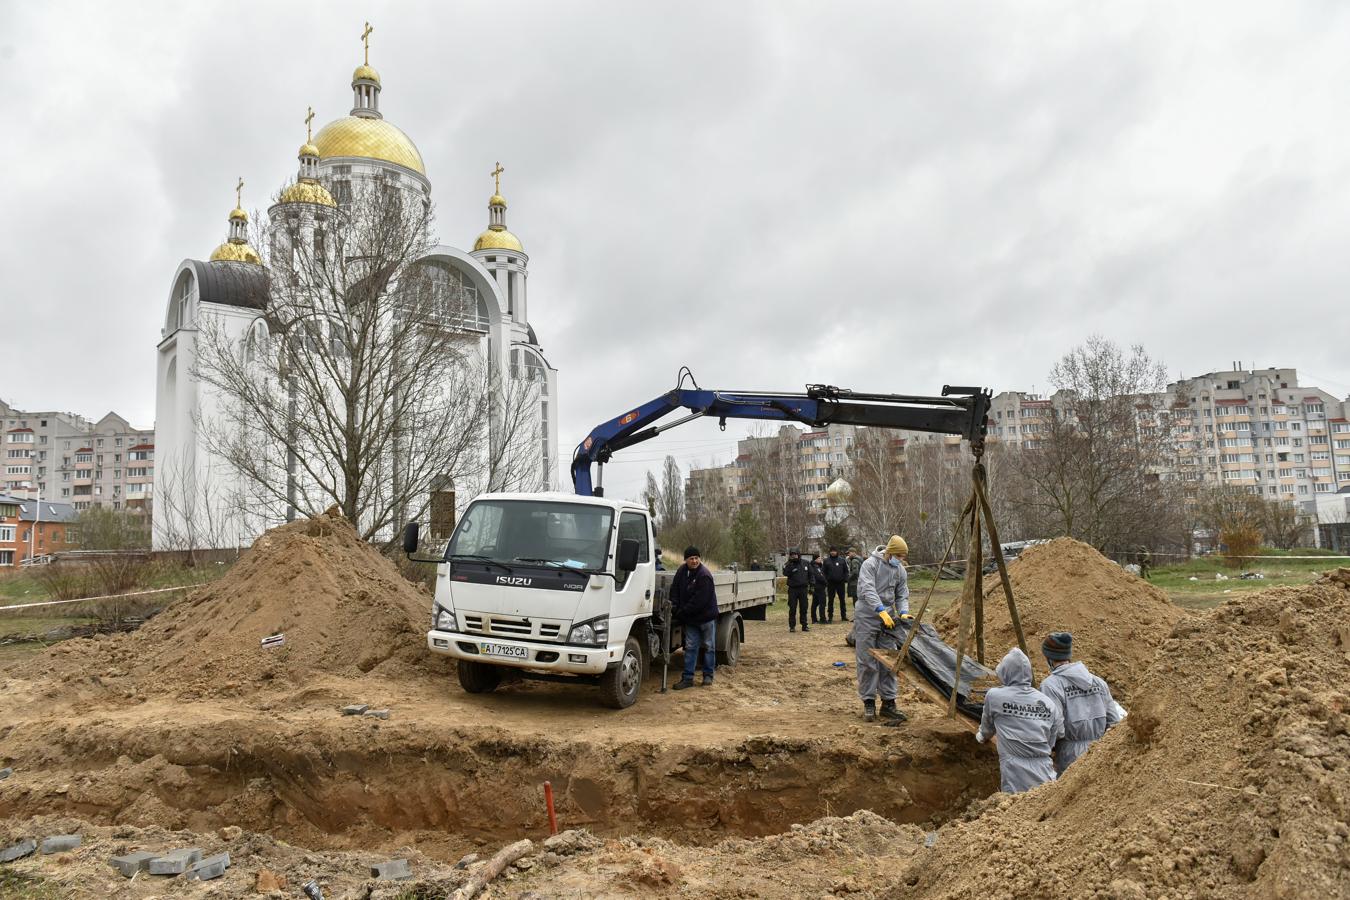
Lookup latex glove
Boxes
[975,730,987,744]
[878,609,895,629]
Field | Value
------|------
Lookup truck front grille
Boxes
[461,614,565,640]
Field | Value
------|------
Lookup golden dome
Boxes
[209,241,262,265]
[489,193,507,208]
[352,64,381,85]
[825,478,852,505]
[279,180,337,208]
[228,207,248,222]
[474,228,524,252]
[299,141,320,158]
[312,115,425,175]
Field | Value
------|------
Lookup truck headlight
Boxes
[435,607,457,631]
[569,617,609,646]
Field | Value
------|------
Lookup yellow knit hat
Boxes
[885,535,908,556]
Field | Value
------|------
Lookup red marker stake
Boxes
[543,780,558,835]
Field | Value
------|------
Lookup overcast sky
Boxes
[4,1,1349,501]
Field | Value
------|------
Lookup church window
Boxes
[413,261,488,333]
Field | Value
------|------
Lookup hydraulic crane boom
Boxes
[571,383,993,496]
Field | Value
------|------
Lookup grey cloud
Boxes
[3,1,1348,504]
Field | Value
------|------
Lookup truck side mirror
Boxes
[402,521,420,556]
[617,538,640,573]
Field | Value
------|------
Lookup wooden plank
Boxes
[868,648,979,730]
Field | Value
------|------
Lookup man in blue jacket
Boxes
[671,546,719,689]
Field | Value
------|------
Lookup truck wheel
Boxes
[600,636,643,709]
[457,660,503,694]
[716,613,741,667]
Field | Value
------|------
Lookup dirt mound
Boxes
[937,537,1185,698]
[31,508,436,696]
[895,575,1350,899]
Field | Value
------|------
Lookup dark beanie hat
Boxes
[1042,631,1073,661]
[683,546,701,559]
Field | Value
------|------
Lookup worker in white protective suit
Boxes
[1038,631,1123,774]
[976,647,1064,793]
[853,535,911,723]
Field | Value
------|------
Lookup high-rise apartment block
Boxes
[1,401,153,514]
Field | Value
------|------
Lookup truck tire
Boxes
[457,659,503,694]
[716,613,742,667]
[599,636,643,709]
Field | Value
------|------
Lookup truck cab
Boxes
[423,492,658,707]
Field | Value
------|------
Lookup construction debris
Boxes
[39,833,81,854]
[0,838,37,863]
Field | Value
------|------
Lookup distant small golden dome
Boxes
[474,228,524,252]
[209,240,262,264]
[825,478,852,505]
[352,64,381,85]
[489,193,507,208]
[299,141,320,158]
[228,207,248,222]
[279,180,337,208]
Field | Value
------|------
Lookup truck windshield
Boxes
[446,500,614,571]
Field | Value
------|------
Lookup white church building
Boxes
[153,34,559,549]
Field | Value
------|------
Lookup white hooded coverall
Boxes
[1039,660,1121,774]
[978,648,1064,793]
[853,550,909,702]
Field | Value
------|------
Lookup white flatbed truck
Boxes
[410,492,775,708]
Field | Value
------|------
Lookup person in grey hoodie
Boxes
[853,535,911,723]
[976,647,1064,793]
[1038,631,1122,774]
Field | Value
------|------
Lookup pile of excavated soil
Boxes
[937,537,1185,699]
[893,575,1350,899]
[29,508,437,697]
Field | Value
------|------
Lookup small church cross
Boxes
[362,22,374,64]
[305,106,315,142]
[492,161,504,194]
[235,177,244,208]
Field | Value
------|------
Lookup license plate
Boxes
[479,642,528,660]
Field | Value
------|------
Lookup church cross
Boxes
[305,106,315,142]
[492,162,504,194]
[235,177,244,208]
[362,22,374,64]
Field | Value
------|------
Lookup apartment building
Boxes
[1,402,153,514]
[1162,368,1349,511]
[684,423,861,516]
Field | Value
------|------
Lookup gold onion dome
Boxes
[210,240,262,264]
[489,193,507,208]
[228,207,248,221]
[312,116,425,175]
[279,180,337,207]
[825,478,852,505]
[299,141,320,158]
[352,63,381,85]
[474,228,524,252]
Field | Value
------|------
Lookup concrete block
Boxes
[148,847,202,875]
[184,851,230,881]
[363,708,391,719]
[0,838,37,863]
[370,858,413,880]
[109,850,158,877]
[40,834,82,854]
[341,704,369,716]
[0,766,12,780]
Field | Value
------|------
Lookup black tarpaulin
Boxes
[895,620,997,720]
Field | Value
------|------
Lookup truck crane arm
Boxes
[571,383,993,496]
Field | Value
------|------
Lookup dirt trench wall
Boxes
[0,718,995,850]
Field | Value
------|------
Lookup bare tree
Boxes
[194,178,501,540]
[1013,337,1185,552]
[152,447,251,558]
[657,455,685,531]
[847,427,908,548]
[1261,498,1311,549]
[742,426,814,552]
